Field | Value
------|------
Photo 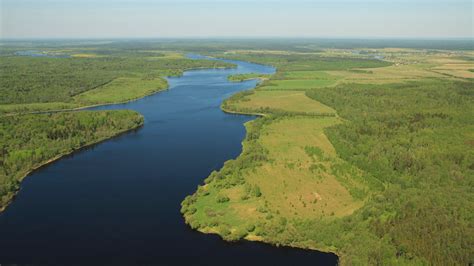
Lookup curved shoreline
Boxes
[0,119,144,214]
[188,99,342,261]
[1,66,235,117]
[0,62,236,213]
[183,60,340,262]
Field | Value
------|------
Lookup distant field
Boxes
[74,77,168,105]
[261,79,337,90]
[226,90,336,115]
[228,73,271,82]
[277,70,340,80]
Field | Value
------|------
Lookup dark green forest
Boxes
[218,53,391,72]
[306,80,473,264]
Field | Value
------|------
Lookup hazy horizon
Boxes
[1,0,472,39]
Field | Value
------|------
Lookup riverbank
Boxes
[183,49,474,265]
[0,110,144,214]
[181,56,345,259]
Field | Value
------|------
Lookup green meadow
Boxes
[184,48,474,265]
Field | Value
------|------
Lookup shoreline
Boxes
[0,61,236,213]
[1,65,235,117]
[0,120,144,214]
[195,226,340,261]
[186,104,342,261]
[184,63,341,262]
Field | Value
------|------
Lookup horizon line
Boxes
[1,36,473,41]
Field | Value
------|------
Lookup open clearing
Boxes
[229,90,336,115]
[74,77,168,105]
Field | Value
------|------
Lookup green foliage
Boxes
[228,73,271,82]
[0,54,234,109]
[252,185,262,197]
[304,146,325,159]
[216,194,230,203]
[0,110,144,210]
[220,53,391,72]
[306,79,474,265]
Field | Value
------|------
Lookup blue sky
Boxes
[1,0,472,38]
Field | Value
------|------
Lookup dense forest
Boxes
[219,53,392,72]
[0,110,144,211]
[305,80,473,264]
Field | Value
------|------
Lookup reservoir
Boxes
[0,55,337,265]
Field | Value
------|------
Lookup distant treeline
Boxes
[2,39,472,53]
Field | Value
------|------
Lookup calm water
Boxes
[0,55,338,265]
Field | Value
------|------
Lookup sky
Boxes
[1,0,472,39]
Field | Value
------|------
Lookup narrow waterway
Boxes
[0,55,337,265]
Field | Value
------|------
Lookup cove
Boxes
[0,55,338,265]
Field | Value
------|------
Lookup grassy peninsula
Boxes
[182,47,474,265]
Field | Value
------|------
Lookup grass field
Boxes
[225,90,336,115]
[276,70,340,80]
[183,116,368,241]
[261,79,338,90]
[74,77,168,105]
[228,73,271,82]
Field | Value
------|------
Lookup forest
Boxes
[0,110,144,211]
[305,80,473,264]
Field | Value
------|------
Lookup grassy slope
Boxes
[74,76,168,105]
[0,110,144,212]
[224,90,336,115]
[183,50,474,265]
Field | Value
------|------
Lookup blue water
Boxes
[0,56,337,265]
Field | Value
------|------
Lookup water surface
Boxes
[0,56,337,265]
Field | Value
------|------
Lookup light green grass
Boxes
[229,90,336,115]
[260,79,337,90]
[279,71,340,80]
[74,77,168,105]
[183,116,367,243]
[228,73,272,82]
